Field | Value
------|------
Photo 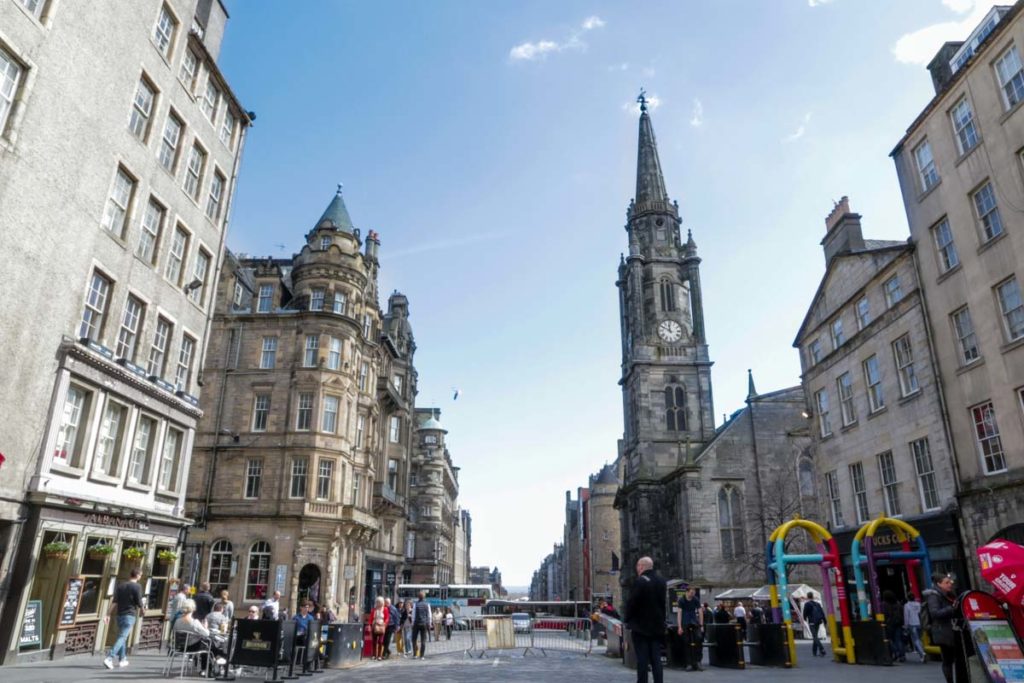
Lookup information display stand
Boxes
[225,618,283,682]
[958,590,1024,683]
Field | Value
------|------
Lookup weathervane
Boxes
[336,182,343,195]
[637,88,648,112]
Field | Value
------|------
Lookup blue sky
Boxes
[218,0,993,586]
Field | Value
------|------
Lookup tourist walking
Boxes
[625,556,666,683]
[432,607,443,641]
[904,595,926,662]
[733,601,748,631]
[370,596,389,660]
[924,572,966,683]
[882,591,906,662]
[383,598,400,658]
[674,586,703,671]
[401,600,414,657]
[802,591,827,657]
[444,609,454,639]
[103,568,144,670]
[412,591,431,658]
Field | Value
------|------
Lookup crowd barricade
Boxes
[523,616,593,657]
[745,622,791,667]
[600,615,624,658]
[706,623,746,669]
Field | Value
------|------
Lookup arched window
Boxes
[718,487,745,560]
[659,279,677,312]
[665,385,687,431]
[208,540,233,594]
[245,541,271,600]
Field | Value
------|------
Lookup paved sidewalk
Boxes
[2,641,946,683]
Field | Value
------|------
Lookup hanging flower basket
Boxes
[156,549,178,563]
[42,541,71,560]
[122,546,146,561]
[87,543,116,561]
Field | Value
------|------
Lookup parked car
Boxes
[511,613,532,633]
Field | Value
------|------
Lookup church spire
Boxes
[634,91,671,215]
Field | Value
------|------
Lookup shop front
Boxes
[362,558,398,614]
[0,497,184,664]
[832,512,969,603]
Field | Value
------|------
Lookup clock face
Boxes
[658,320,683,342]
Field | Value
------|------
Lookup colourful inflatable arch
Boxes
[766,517,856,665]
[850,515,938,655]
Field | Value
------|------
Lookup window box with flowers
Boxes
[42,541,71,560]
[156,549,178,563]
[87,542,116,561]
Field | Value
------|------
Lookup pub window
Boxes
[208,540,233,595]
[147,545,174,610]
[78,536,113,616]
[245,540,271,600]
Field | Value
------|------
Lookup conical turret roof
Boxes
[316,185,355,233]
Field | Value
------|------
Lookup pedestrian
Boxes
[924,572,967,683]
[702,603,714,627]
[217,589,235,621]
[674,586,703,671]
[370,596,389,660]
[882,590,906,662]
[401,600,414,657]
[750,603,765,625]
[262,590,281,620]
[903,595,926,662]
[432,607,443,641]
[713,604,730,624]
[734,601,748,631]
[412,591,431,659]
[625,556,666,683]
[802,591,827,657]
[193,581,216,622]
[444,609,454,639]
[103,568,144,670]
[383,597,400,658]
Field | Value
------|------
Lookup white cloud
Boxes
[690,98,704,127]
[608,62,629,72]
[508,15,606,62]
[808,0,835,6]
[623,94,661,115]
[782,112,812,143]
[892,0,991,65]
[642,66,657,78]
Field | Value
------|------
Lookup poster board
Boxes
[58,576,84,629]
[960,589,1024,683]
[20,600,42,647]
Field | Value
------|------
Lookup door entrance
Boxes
[297,564,321,606]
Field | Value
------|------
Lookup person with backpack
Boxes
[923,571,966,683]
[802,591,827,657]
[412,591,431,659]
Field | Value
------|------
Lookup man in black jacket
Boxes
[924,572,965,683]
[625,556,666,683]
[193,582,216,622]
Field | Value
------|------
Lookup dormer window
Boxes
[320,236,332,250]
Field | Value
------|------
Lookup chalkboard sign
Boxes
[20,600,42,647]
[230,619,281,668]
[58,576,84,629]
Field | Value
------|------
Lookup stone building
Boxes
[890,2,1024,579]
[587,464,622,608]
[184,188,416,620]
[405,408,461,585]
[793,198,965,585]
[563,487,590,601]
[614,100,817,598]
[0,0,247,664]
[529,543,566,601]
[470,565,504,596]
[452,509,472,584]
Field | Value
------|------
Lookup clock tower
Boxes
[616,96,715,579]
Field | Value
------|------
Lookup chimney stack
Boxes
[821,196,865,265]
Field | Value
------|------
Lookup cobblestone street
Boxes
[2,642,947,683]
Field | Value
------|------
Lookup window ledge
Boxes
[956,357,985,376]
[104,229,130,250]
[977,230,1007,255]
[88,470,123,486]
[998,97,1024,125]
[840,421,859,433]
[12,1,48,29]
[898,390,922,405]
[50,462,85,477]
[953,140,983,168]
[124,480,152,494]
[154,488,179,499]
[866,406,888,420]
[936,263,962,285]
[151,41,173,69]
[916,178,942,203]
[1000,335,1024,355]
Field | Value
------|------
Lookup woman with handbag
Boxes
[370,596,389,660]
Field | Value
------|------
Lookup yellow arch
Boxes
[769,517,833,545]
[853,515,920,544]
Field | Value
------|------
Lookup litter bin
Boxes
[666,624,687,668]
[324,623,364,668]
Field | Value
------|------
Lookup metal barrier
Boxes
[402,615,594,659]
[524,617,593,657]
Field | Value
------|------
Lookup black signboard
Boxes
[230,618,281,668]
[20,600,42,647]
[304,619,321,667]
[58,576,84,629]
